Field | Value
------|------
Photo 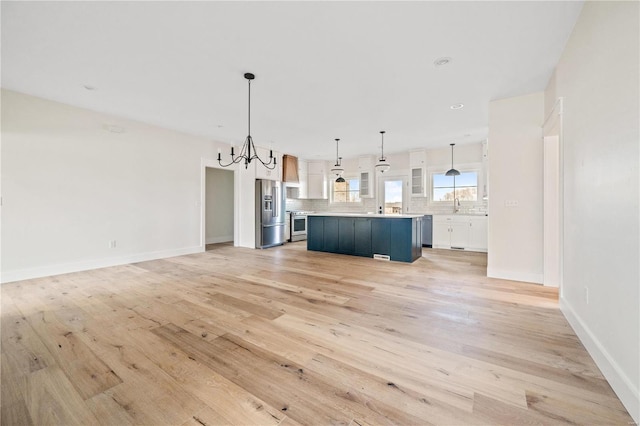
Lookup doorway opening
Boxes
[379,176,407,214]
[204,167,234,251]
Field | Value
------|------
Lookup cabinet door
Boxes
[371,219,391,256]
[468,217,488,250]
[449,221,470,249]
[307,174,326,199]
[307,161,325,175]
[409,149,426,168]
[432,221,451,247]
[338,218,355,254]
[411,167,425,197]
[354,218,372,257]
[390,219,412,262]
[323,217,339,252]
[360,171,371,198]
[307,216,324,251]
[298,160,308,199]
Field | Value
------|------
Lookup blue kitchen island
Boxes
[307,213,423,263]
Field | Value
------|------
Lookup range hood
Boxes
[282,155,299,183]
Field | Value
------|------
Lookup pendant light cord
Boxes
[247,79,251,137]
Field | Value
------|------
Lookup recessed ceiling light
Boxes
[434,57,452,67]
[83,85,96,91]
[450,103,464,110]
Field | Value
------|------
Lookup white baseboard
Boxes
[205,235,234,244]
[0,246,203,284]
[487,267,543,284]
[560,297,639,423]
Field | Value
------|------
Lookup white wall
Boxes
[547,2,639,421]
[1,90,254,283]
[205,168,234,243]
[487,92,544,284]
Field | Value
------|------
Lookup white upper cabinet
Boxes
[358,155,375,198]
[409,149,427,197]
[297,159,308,199]
[307,160,328,199]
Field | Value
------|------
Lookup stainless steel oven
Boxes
[290,212,310,241]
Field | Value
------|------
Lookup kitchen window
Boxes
[431,171,478,201]
[332,177,361,203]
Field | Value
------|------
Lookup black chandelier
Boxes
[218,73,276,170]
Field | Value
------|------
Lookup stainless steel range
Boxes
[289,211,313,242]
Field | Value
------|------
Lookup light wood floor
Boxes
[1,243,632,425]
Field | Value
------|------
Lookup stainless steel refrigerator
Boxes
[255,179,285,249]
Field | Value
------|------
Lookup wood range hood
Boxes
[282,154,299,183]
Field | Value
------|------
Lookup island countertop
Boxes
[308,212,424,219]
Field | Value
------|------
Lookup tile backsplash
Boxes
[286,196,488,215]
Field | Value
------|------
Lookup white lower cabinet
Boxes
[468,217,488,250]
[432,215,487,252]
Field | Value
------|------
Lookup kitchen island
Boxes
[307,213,423,262]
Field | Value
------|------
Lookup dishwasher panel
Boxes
[422,215,433,247]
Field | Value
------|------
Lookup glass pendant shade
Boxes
[331,139,345,181]
[375,160,391,173]
[376,130,390,173]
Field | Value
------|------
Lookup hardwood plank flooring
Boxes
[1,243,633,425]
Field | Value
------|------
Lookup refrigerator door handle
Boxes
[273,185,278,218]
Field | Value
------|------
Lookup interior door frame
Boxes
[376,174,409,214]
[542,97,564,291]
[200,157,239,251]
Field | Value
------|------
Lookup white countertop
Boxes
[429,213,488,217]
[308,212,424,219]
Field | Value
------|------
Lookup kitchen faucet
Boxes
[454,197,460,213]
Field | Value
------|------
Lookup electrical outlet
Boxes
[584,287,589,304]
[108,240,117,249]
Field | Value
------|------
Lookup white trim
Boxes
[206,235,233,244]
[487,267,543,284]
[542,97,564,132]
[0,246,203,284]
[542,97,564,293]
[200,157,240,249]
[428,162,483,204]
[329,174,364,205]
[560,297,640,423]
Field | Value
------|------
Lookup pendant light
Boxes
[375,130,391,173]
[330,138,346,183]
[218,73,276,170]
[445,143,460,176]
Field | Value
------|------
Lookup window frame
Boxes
[330,175,363,205]
[428,164,482,205]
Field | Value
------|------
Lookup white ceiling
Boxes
[1,1,583,161]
